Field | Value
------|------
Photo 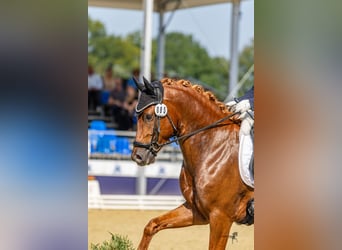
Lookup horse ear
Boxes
[133,77,145,91]
[143,76,154,94]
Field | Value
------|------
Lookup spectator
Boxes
[107,79,133,130]
[124,85,138,130]
[102,63,120,91]
[88,64,103,111]
[126,68,140,90]
[124,85,138,115]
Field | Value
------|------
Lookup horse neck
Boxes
[164,85,227,134]
[163,85,239,175]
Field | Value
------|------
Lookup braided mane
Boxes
[161,78,229,114]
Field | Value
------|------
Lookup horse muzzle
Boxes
[131,147,156,166]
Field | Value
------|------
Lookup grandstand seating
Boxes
[88,129,182,161]
[90,120,107,130]
[115,137,131,155]
[88,129,133,155]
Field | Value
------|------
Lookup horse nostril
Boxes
[132,152,143,162]
[136,153,143,161]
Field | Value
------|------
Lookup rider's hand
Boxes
[240,114,254,135]
[238,110,253,120]
[226,100,237,112]
[232,99,251,114]
[226,100,236,107]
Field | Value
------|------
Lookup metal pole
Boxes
[229,0,241,98]
[137,0,154,195]
[156,10,165,80]
[140,0,154,82]
[136,167,146,195]
[225,64,254,102]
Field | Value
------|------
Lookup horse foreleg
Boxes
[137,202,207,250]
[208,212,233,250]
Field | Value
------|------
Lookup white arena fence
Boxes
[89,193,185,211]
[88,179,185,210]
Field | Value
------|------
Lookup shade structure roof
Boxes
[88,0,238,12]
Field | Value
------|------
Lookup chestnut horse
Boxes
[131,77,254,250]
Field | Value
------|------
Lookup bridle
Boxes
[133,112,178,156]
[133,78,239,157]
[134,109,238,156]
[133,79,179,156]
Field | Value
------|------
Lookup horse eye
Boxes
[144,113,154,122]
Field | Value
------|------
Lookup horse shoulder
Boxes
[179,162,194,204]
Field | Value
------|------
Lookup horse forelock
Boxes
[160,78,229,114]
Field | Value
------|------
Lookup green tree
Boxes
[160,32,230,99]
[88,17,254,100]
[88,17,140,77]
[88,17,106,38]
[237,39,254,96]
[163,32,211,78]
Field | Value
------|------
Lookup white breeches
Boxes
[239,115,254,188]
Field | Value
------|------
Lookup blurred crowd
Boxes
[88,64,139,131]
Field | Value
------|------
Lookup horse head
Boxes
[131,77,178,166]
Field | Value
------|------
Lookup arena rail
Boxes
[88,194,185,210]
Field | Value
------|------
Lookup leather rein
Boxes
[133,103,239,157]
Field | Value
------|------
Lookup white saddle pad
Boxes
[239,134,254,188]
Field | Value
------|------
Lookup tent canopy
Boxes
[88,0,237,12]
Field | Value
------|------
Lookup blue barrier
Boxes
[88,130,131,155]
[90,120,106,130]
[115,137,131,155]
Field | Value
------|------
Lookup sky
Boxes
[88,1,254,59]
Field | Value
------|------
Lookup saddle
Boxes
[249,125,254,179]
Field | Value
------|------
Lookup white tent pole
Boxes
[225,63,254,102]
[140,0,154,82]
[228,0,241,98]
[137,0,154,196]
[156,10,165,80]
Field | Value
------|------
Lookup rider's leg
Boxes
[239,113,254,217]
[239,115,254,188]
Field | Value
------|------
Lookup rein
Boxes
[134,111,239,156]
[160,111,239,146]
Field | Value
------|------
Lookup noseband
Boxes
[133,112,178,156]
